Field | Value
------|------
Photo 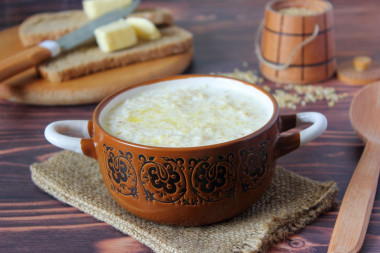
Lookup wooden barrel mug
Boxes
[256,0,336,84]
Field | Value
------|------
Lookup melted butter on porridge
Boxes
[103,83,272,147]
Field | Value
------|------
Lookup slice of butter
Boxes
[94,19,137,52]
[83,0,132,20]
[353,56,372,71]
[126,17,161,40]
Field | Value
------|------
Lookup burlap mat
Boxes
[30,150,337,253]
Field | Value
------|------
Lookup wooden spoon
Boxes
[328,82,380,252]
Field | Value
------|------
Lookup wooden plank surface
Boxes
[0,0,379,252]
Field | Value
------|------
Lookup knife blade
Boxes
[0,0,140,82]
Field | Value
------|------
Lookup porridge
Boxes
[102,81,272,147]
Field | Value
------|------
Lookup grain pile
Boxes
[278,7,318,16]
[212,67,348,109]
[211,68,263,85]
[271,83,348,109]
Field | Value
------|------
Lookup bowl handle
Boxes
[44,120,97,159]
[275,112,327,159]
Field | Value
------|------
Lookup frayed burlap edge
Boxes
[30,164,169,252]
[230,177,337,253]
[30,151,337,253]
[256,181,337,252]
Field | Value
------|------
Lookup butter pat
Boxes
[83,0,132,20]
[94,19,137,52]
[126,17,161,40]
[353,56,372,71]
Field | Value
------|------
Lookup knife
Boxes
[0,0,140,82]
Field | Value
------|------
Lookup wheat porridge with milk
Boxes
[103,81,272,147]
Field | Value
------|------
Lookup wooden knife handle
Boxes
[0,45,52,82]
[328,141,380,253]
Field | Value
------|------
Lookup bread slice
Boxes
[38,26,193,83]
[19,7,173,47]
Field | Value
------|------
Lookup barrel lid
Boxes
[337,56,380,85]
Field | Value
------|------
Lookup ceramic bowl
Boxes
[45,75,327,226]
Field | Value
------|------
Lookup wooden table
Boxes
[0,0,379,252]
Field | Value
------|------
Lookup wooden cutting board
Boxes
[0,26,193,105]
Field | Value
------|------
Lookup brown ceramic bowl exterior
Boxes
[81,75,300,226]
